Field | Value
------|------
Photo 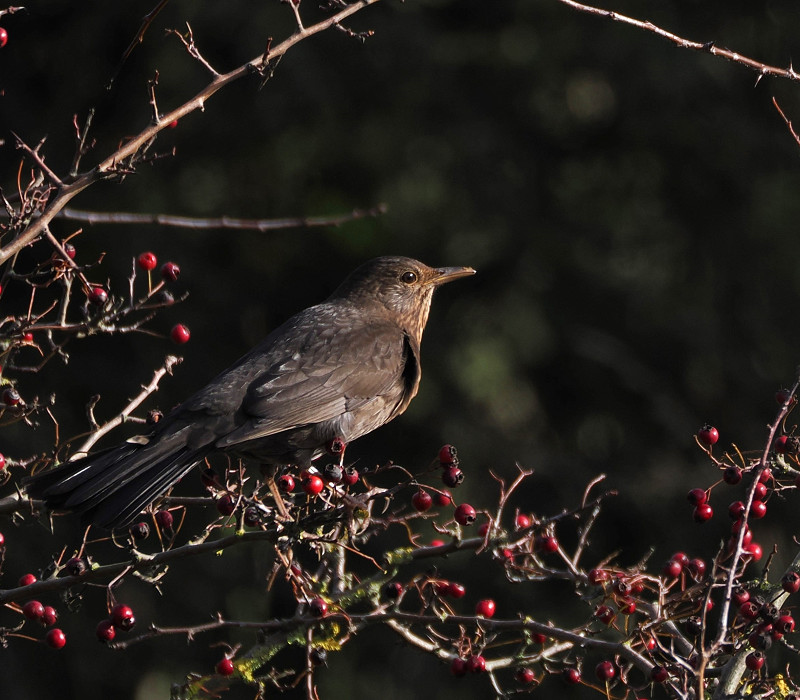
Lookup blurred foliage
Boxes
[3,1,800,698]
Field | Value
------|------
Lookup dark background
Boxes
[2,1,800,698]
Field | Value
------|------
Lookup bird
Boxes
[24,256,475,529]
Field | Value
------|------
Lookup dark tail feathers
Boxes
[24,431,210,529]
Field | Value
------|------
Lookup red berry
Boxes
[776,614,795,634]
[170,323,190,344]
[216,494,236,516]
[595,660,615,681]
[729,501,746,520]
[740,601,760,620]
[671,551,689,566]
[775,436,790,454]
[753,482,768,500]
[130,521,150,540]
[430,539,446,548]
[308,597,328,617]
[167,119,179,129]
[434,491,452,507]
[594,604,615,625]
[758,468,772,483]
[3,388,20,406]
[732,586,750,605]
[693,503,714,523]
[563,668,581,684]
[745,651,765,671]
[447,582,466,598]
[478,522,491,537]
[155,509,174,530]
[136,252,157,271]
[651,666,669,683]
[18,573,37,587]
[0,27,7,48]
[744,542,763,561]
[343,466,359,486]
[411,489,433,512]
[63,242,76,259]
[383,582,403,599]
[662,559,682,579]
[687,488,707,506]
[776,388,795,405]
[475,598,496,618]
[438,444,458,465]
[23,600,44,621]
[588,568,610,585]
[277,474,295,492]
[454,503,476,526]
[65,557,87,576]
[0,453,5,469]
[96,619,116,642]
[723,465,742,484]
[750,500,767,519]
[619,597,636,615]
[441,465,464,487]
[161,262,181,281]
[216,658,235,676]
[45,628,66,649]
[782,572,800,594]
[110,604,136,631]
[515,513,531,529]
[535,535,559,554]
[515,667,536,684]
[302,474,324,496]
[697,424,719,447]
[88,285,108,306]
[466,654,486,673]
[450,657,467,677]
[42,606,58,627]
[687,558,707,580]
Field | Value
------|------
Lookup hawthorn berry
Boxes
[438,444,458,466]
[382,582,403,600]
[450,657,467,677]
[170,324,191,344]
[161,261,181,281]
[687,488,707,506]
[563,668,581,684]
[243,507,261,527]
[155,509,174,530]
[454,503,476,526]
[515,667,536,684]
[63,242,76,259]
[302,474,324,496]
[746,651,765,671]
[594,605,615,625]
[216,494,236,516]
[733,586,750,605]
[216,658,235,676]
[23,600,44,621]
[466,654,486,673]
[535,534,559,554]
[45,628,66,649]
[750,500,767,519]
[662,559,682,579]
[130,521,150,540]
[595,660,615,681]
[277,474,295,492]
[342,466,359,486]
[729,501,746,520]
[775,436,790,454]
[42,606,58,627]
[776,388,795,405]
[759,467,772,483]
[0,454,5,470]
[412,489,433,512]
[447,582,466,599]
[723,465,742,485]
[515,513,532,529]
[745,542,763,561]
[588,568,610,585]
[308,598,328,618]
[88,285,108,306]
[434,491,452,507]
[618,598,636,615]
[475,598,496,618]
[651,666,669,683]
[776,614,795,635]
[531,632,548,643]
[478,522,491,537]
[441,465,464,487]
[693,503,713,523]
[0,27,7,48]
[740,601,760,620]
[697,424,719,447]
[3,388,20,406]
[671,551,689,566]
[322,463,342,484]
[782,572,800,594]
[65,557,87,576]
[18,573,37,587]
[136,252,158,271]
[687,558,707,581]
[96,619,116,642]
[111,604,136,631]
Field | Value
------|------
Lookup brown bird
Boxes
[25,256,475,529]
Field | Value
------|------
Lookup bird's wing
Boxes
[213,316,412,448]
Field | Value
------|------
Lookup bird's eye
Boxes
[400,271,417,284]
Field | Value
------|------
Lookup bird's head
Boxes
[329,256,475,339]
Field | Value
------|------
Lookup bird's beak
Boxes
[431,266,476,286]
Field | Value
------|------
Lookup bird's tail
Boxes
[24,431,210,529]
